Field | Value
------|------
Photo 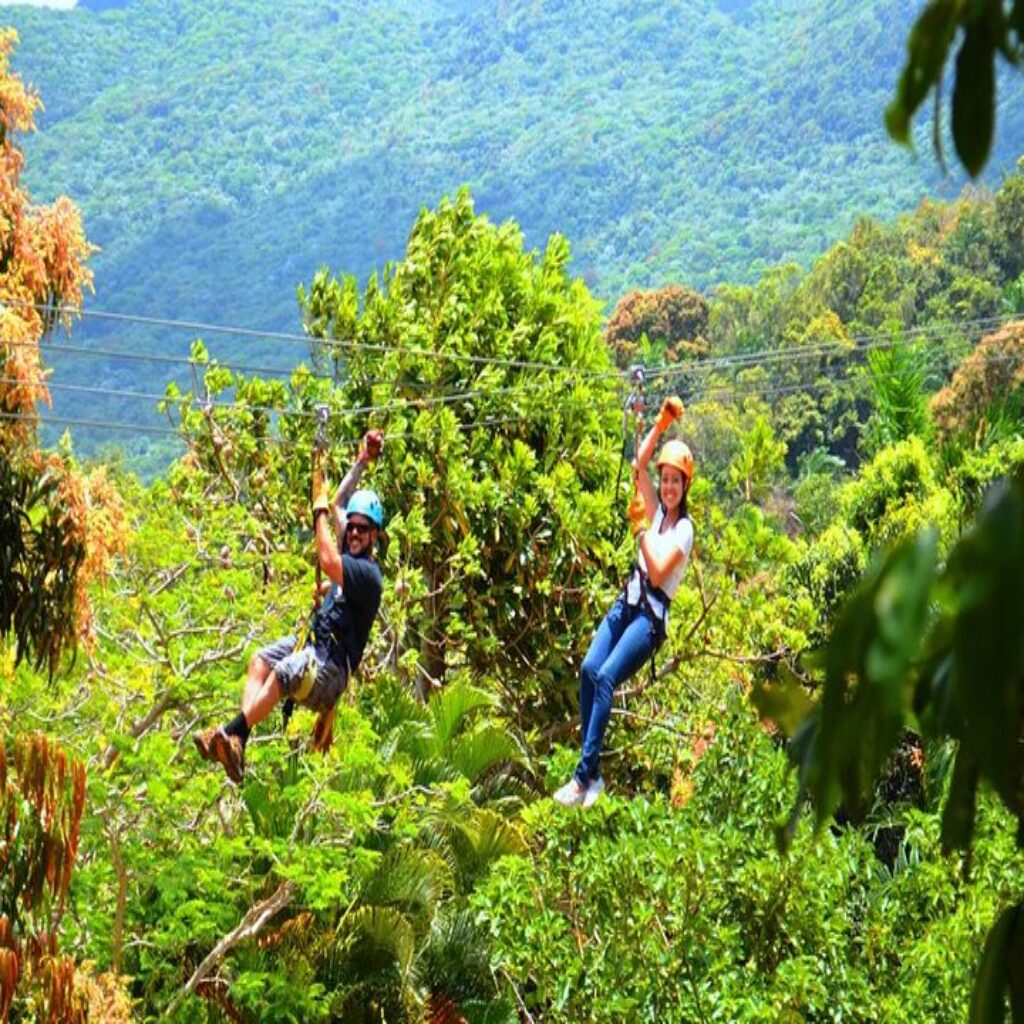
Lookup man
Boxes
[194,429,385,783]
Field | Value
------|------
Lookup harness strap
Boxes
[624,564,670,639]
[293,648,317,704]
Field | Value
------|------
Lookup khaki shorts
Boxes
[255,635,347,712]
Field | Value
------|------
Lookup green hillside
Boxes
[9,0,1024,322]
[2,0,1023,472]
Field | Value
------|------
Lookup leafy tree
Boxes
[296,190,624,719]
[726,413,787,505]
[786,522,866,640]
[791,447,846,537]
[771,471,1024,1018]
[862,334,933,456]
[604,284,709,373]
[994,157,1024,280]
[930,320,1024,445]
[840,436,955,551]
[0,29,124,678]
[0,734,88,1023]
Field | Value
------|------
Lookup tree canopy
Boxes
[0,28,124,679]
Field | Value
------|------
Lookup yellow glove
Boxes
[628,490,648,536]
[312,464,331,517]
[655,396,685,432]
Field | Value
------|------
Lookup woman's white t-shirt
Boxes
[634,505,694,600]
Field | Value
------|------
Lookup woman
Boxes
[554,396,694,807]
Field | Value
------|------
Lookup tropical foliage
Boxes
[887,0,1024,175]
[0,27,125,677]
[3,21,1024,1024]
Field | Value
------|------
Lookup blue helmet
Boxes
[346,488,385,529]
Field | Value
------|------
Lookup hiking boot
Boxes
[553,778,586,807]
[209,728,245,785]
[192,727,219,762]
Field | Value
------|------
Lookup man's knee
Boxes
[249,653,271,678]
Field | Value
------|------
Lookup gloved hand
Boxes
[312,464,331,517]
[655,396,685,431]
[628,489,648,536]
[360,429,384,462]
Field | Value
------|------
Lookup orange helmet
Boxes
[656,439,694,482]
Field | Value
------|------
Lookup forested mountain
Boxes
[5,0,1024,468]
[8,0,1024,328]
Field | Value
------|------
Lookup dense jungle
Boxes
[3,1,1024,1021]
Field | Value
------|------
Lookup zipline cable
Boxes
[0,405,587,447]
[645,313,1020,381]
[1,336,621,393]
[4,300,622,379]
[0,374,579,422]
[9,349,1019,448]
[10,300,1018,384]
[3,313,1019,440]
[6,311,1014,394]
[9,338,1021,423]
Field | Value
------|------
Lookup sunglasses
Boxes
[345,521,372,537]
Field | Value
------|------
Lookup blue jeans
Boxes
[575,596,659,786]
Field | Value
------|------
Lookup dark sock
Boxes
[223,712,251,745]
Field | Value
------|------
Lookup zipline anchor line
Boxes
[613,363,646,542]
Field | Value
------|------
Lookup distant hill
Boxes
[3,0,1024,461]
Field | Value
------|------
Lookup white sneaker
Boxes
[583,777,605,808]
[553,779,586,806]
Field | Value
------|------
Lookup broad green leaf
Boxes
[886,0,961,142]
[940,744,978,854]
[952,21,996,177]
[813,531,937,824]
[970,903,1018,1024]
[751,677,814,737]
[947,476,1024,809]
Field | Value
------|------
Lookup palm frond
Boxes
[333,905,417,981]
[449,725,522,783]
[428,681,498,748]
[441,808,529,889]
[460,808,528,863]
[416,910,496,1005]
[358,846,452,932]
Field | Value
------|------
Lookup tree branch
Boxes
[150,561,190,597]
[106,819,128,976]
[161,880,295,1021]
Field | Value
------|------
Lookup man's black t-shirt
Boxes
[311,553,383,673]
